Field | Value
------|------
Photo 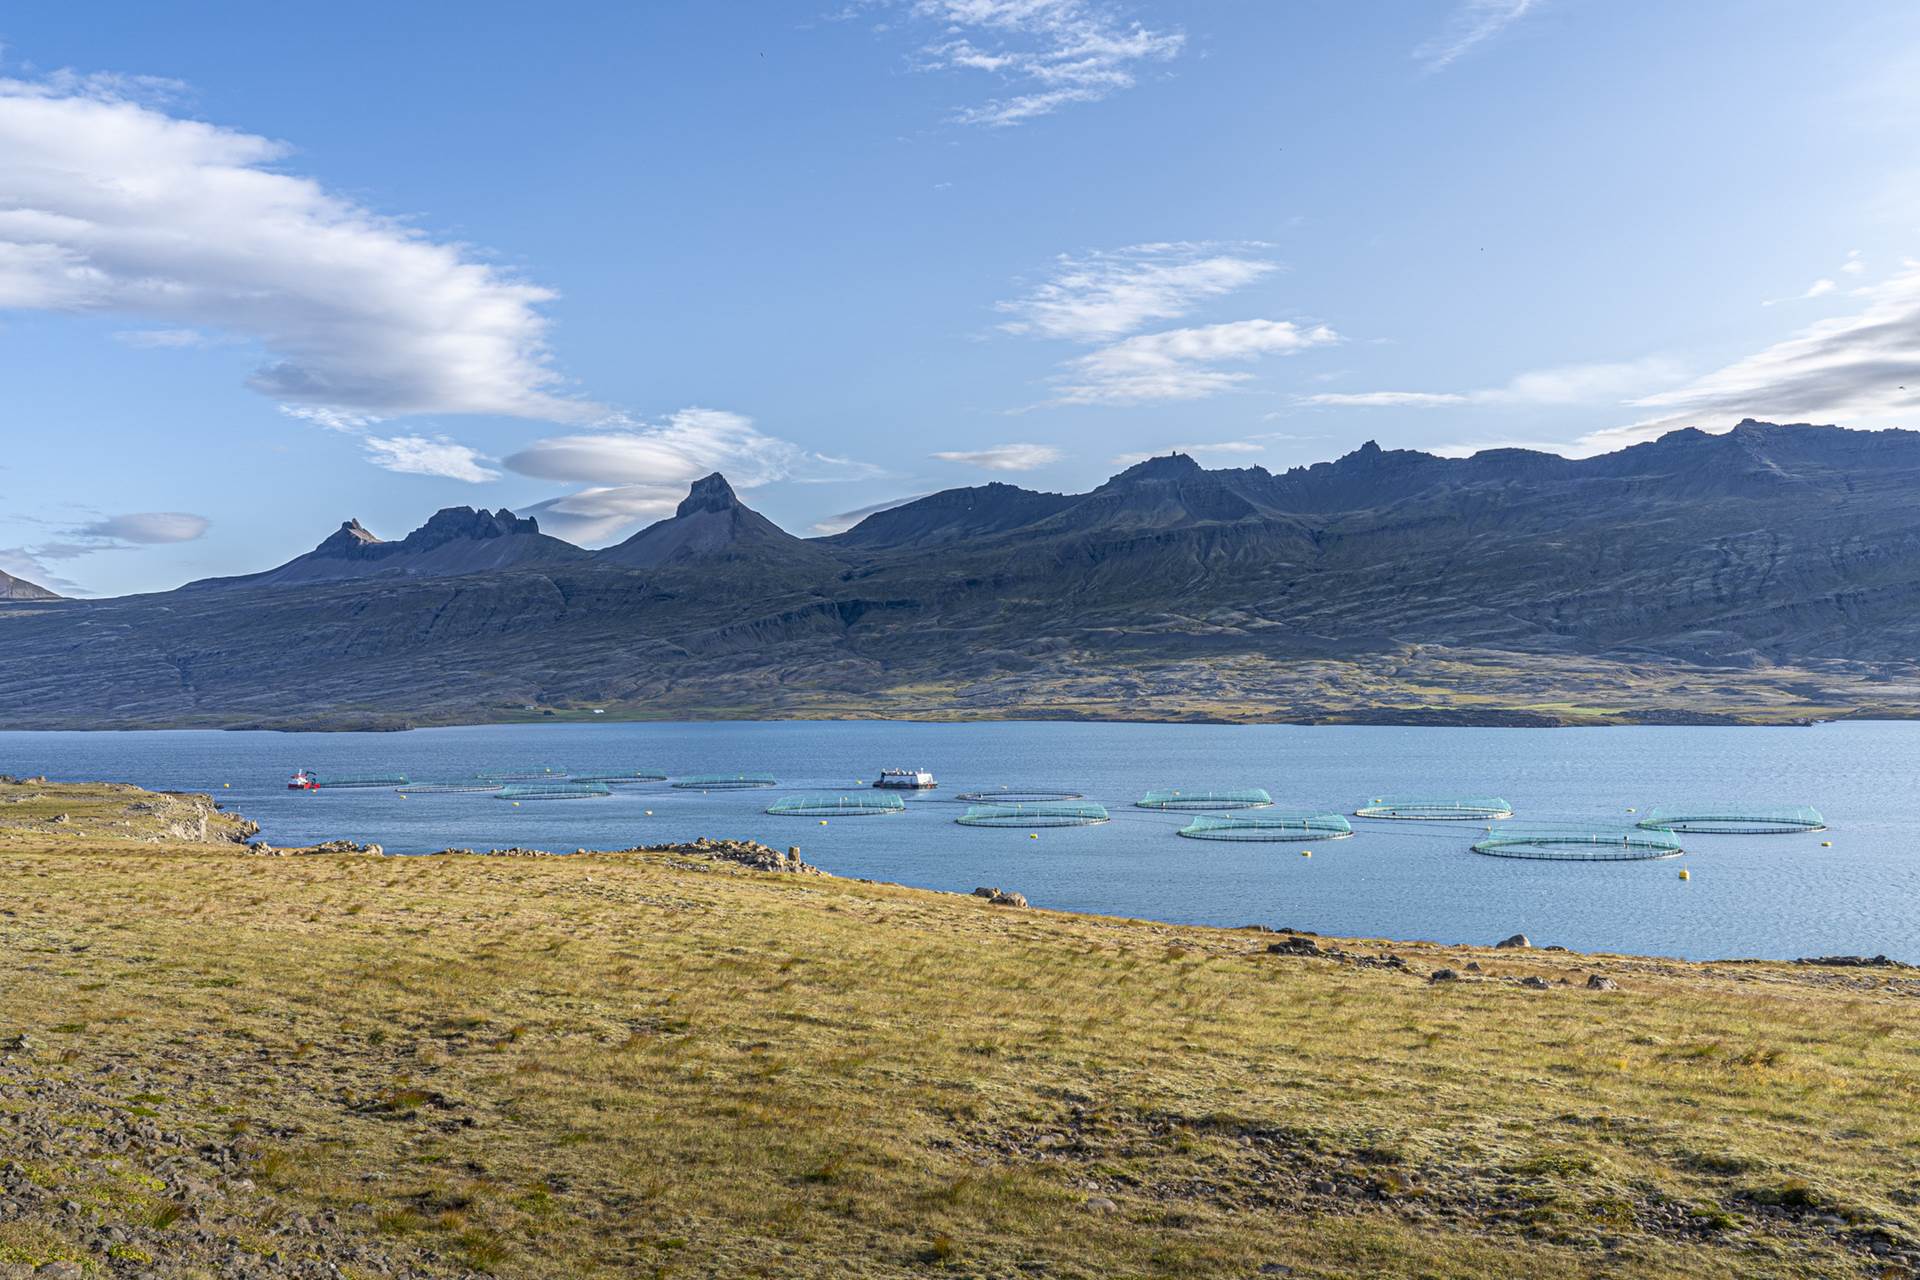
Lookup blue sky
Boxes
[4,0,1920,594]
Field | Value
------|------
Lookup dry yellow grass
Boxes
[0,779,1916,1278]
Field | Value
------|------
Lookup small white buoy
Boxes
[645,809,653,816]
[1626,807,1635,813]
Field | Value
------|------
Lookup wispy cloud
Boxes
[1059,318,1338,405]
[1108,432,1305,467]
[1303,357,1683,411]
[996,242,1276,342]
[73,512,210,543]
[810,494,931,535]
[0,71,589,422]
[1415,0,1540,72]
[0,508,212,593]
[931,442,1064,470]
[1576,260,1920,453]
[861,0,1184,126]
[508,408,873,544]
[360,435,501,484]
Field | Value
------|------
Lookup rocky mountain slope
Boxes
[0,568,59,601]
[4,420,1920,728]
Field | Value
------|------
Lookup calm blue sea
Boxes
[2,720,1912,962]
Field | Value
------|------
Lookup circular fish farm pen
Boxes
[1178,812,1354,842]
[394,781,504,795]
[1355,795,1513,821]
[954,788,1084,803]
[569,770,670,785]
[493,782,612,801]
[1635,806,1826,835]
[1136,788,1274,812]
[672,774,778,791]
[958,802,1111,828]
[472,769,564,782]
[767,792,906,817]
[1472,825,1684,861]
[307,773,410,789]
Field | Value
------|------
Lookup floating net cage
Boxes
[1355,795,1513,821]
[395,781,503,795]
[958,802,1111,828]
[673,773,778,791]
[955,788,1084,803]
[494,781,612,801]
[1178,812,1354,842]
[569,770,669,785]
[767,792,906,817]
[307,773,409,789]
[1473,825,1684,861]
[1635,806,1826,835]
[1136,788,1274,812]
[472,768,565,782]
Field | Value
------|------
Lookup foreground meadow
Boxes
[0,779,1916,1279]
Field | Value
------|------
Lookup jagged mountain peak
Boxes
[0,569,61,601]
[677,473,740,516]
[1107,452,1205,484]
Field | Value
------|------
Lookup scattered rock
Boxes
[1266,936,1321,957]
[1429,968,1460,983]
[1796,955,1914,969]
[1519,976,1551,990]
[1495,934,1531,950]
[1587,974,1619,991]
[973,887,1029,907]
[1463,960,1483,972]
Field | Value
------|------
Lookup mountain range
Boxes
[4,419,1920,729]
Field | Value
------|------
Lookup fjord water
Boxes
[4,720,1913,962]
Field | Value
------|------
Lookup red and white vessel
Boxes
[287,770,318,791]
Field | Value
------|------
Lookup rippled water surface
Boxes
[4,720,1914,961]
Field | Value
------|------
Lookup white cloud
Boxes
[1303,357,1682,411]
[931,442,1063,470]
[360,435,501,484]
[1415,0,1541,72]
[1057,318,1338,405]
[507,408,870,544]
[810,494,930,535]
[1764,277,1838,306]
[876,0,1184,126]
[0,73,587,422]
[1842,250,1866,276]
[112,328,211,349]
[279,405,382,433]
[73,512,210,543]
[996,242,1276,342]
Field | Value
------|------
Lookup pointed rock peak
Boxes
[1111,452,1205,484]
[315,519,385,555]
[677,473,742,516]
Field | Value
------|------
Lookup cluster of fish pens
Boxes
[292,769,1829,864]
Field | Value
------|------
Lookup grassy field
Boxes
[0,779,1916,1279]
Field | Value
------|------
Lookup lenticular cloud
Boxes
[0,76,587,422]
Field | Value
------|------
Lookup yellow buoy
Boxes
[223,783,230,788]
[819,819,828,826]
[1678,868,1690,881]
[1821,841,1832,848]
[1301,850,1312,858]
[1029,833,1039,839]
[512,801,520,807]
